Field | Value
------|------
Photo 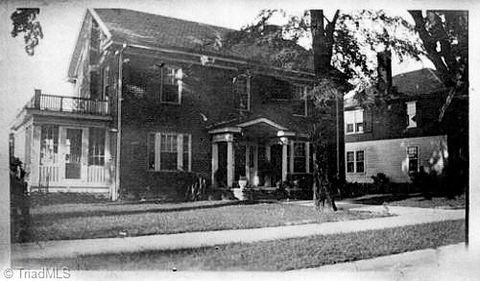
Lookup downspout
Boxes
[336,91,340,180]
[113,43,127,201]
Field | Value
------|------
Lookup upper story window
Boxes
[292,85,310,117]
[406,101,417,128]
[160,66,183,104]
[233,75,250,111]
[345,109,364,134]
[102,67,110,100]
[293,142,307,173]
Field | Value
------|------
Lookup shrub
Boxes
[371,173,390,194]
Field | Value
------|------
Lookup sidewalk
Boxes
[297,243,480,280]
[12,204,464,260]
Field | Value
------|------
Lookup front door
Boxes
[270,144,283,185]
[65,128,83,179]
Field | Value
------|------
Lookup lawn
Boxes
[345,193,466,209]
[15,219,465,271]
[26,201,385,242]
[388,194,465,209]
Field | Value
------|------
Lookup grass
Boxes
[15,219,465,271]
[388,194,465,209]
[26,201,385,242]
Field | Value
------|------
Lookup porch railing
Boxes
[27,90,110,115]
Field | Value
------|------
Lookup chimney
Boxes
[377,50,392,95]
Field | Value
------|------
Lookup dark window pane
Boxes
[356,123,364,132]
[346,124,354,133]
[162,84,179,103]
[346,152,354,162]
[356,151,364,161]
[148,134,155,170]
[347,162,355,173]
[356,162,364,173]
[160,152,177,170]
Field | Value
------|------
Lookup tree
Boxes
[220,8,468,209]
[10,8,43,56]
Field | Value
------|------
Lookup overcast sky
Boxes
[0,0,472,131]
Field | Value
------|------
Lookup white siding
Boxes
[346,135,448,183]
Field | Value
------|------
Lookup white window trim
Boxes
[234,74,251,111]
[406,101,417,128]
[160,66,183,105]
[407,146,420,173]
[345,109,364,135]
[292,141,308,173]
[346,150,366,174]
[148,132,192,172]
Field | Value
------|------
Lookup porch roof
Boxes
[207,116,309,138]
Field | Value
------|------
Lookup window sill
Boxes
[159,102,181,105]
[345,132,364,135]
[292,114,308,117]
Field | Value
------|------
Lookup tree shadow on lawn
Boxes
[31,200,271,221]
[345,194,415,205]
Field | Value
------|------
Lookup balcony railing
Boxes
[27,91,110,115]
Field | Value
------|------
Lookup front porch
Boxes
[11,90,113,195]
[209,118,314,189]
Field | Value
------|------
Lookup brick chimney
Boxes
[377,50,392,95]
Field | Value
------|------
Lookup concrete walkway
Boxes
[296,243,480,280]
[12,204,464,260]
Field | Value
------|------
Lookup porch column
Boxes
[306,141,310,173]
[30,125,42,189]
[289,141,295,173]
[81,128,89,182]
[211,142,218,186]
[245,144,250,182]
[104,129,111,184]
[282,140,288,181]
[253,145,259,186]
[226,134,234,188]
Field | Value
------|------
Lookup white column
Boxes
[81,128,89,183]
[58,126,67,182]
[177,135,183,170]
[306,141,310,173]
[30,125,42,189]
[266,144,271,161]
[253,145,258,186]
[289,141,295,174]
[282,141,288,181]
[211,142,218,186]
[245,144,250,181]
[226,135,234,188]
[104,129,111,185]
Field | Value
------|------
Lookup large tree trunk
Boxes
[310,9,342,212]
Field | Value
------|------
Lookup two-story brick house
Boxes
[344,51,468,185]
[11,8,330,201]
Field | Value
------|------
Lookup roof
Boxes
[92,8,313,71]
[345,68,446,108]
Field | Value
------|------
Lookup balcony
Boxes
[26,90,110,115]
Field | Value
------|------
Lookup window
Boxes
[407,146,419,172]
[102,67,109,100]
[40,125,59,165]
[406,101,417,128]
[160,66,183,104]
[345,109,364,134]
[233,75,250,111]
[293,142,306,173]
[88,128,105,166]
[148,132,191,171]
[292,85,310,116]
[346,150,365,173]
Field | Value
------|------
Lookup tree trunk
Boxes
[310,9,341,212]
